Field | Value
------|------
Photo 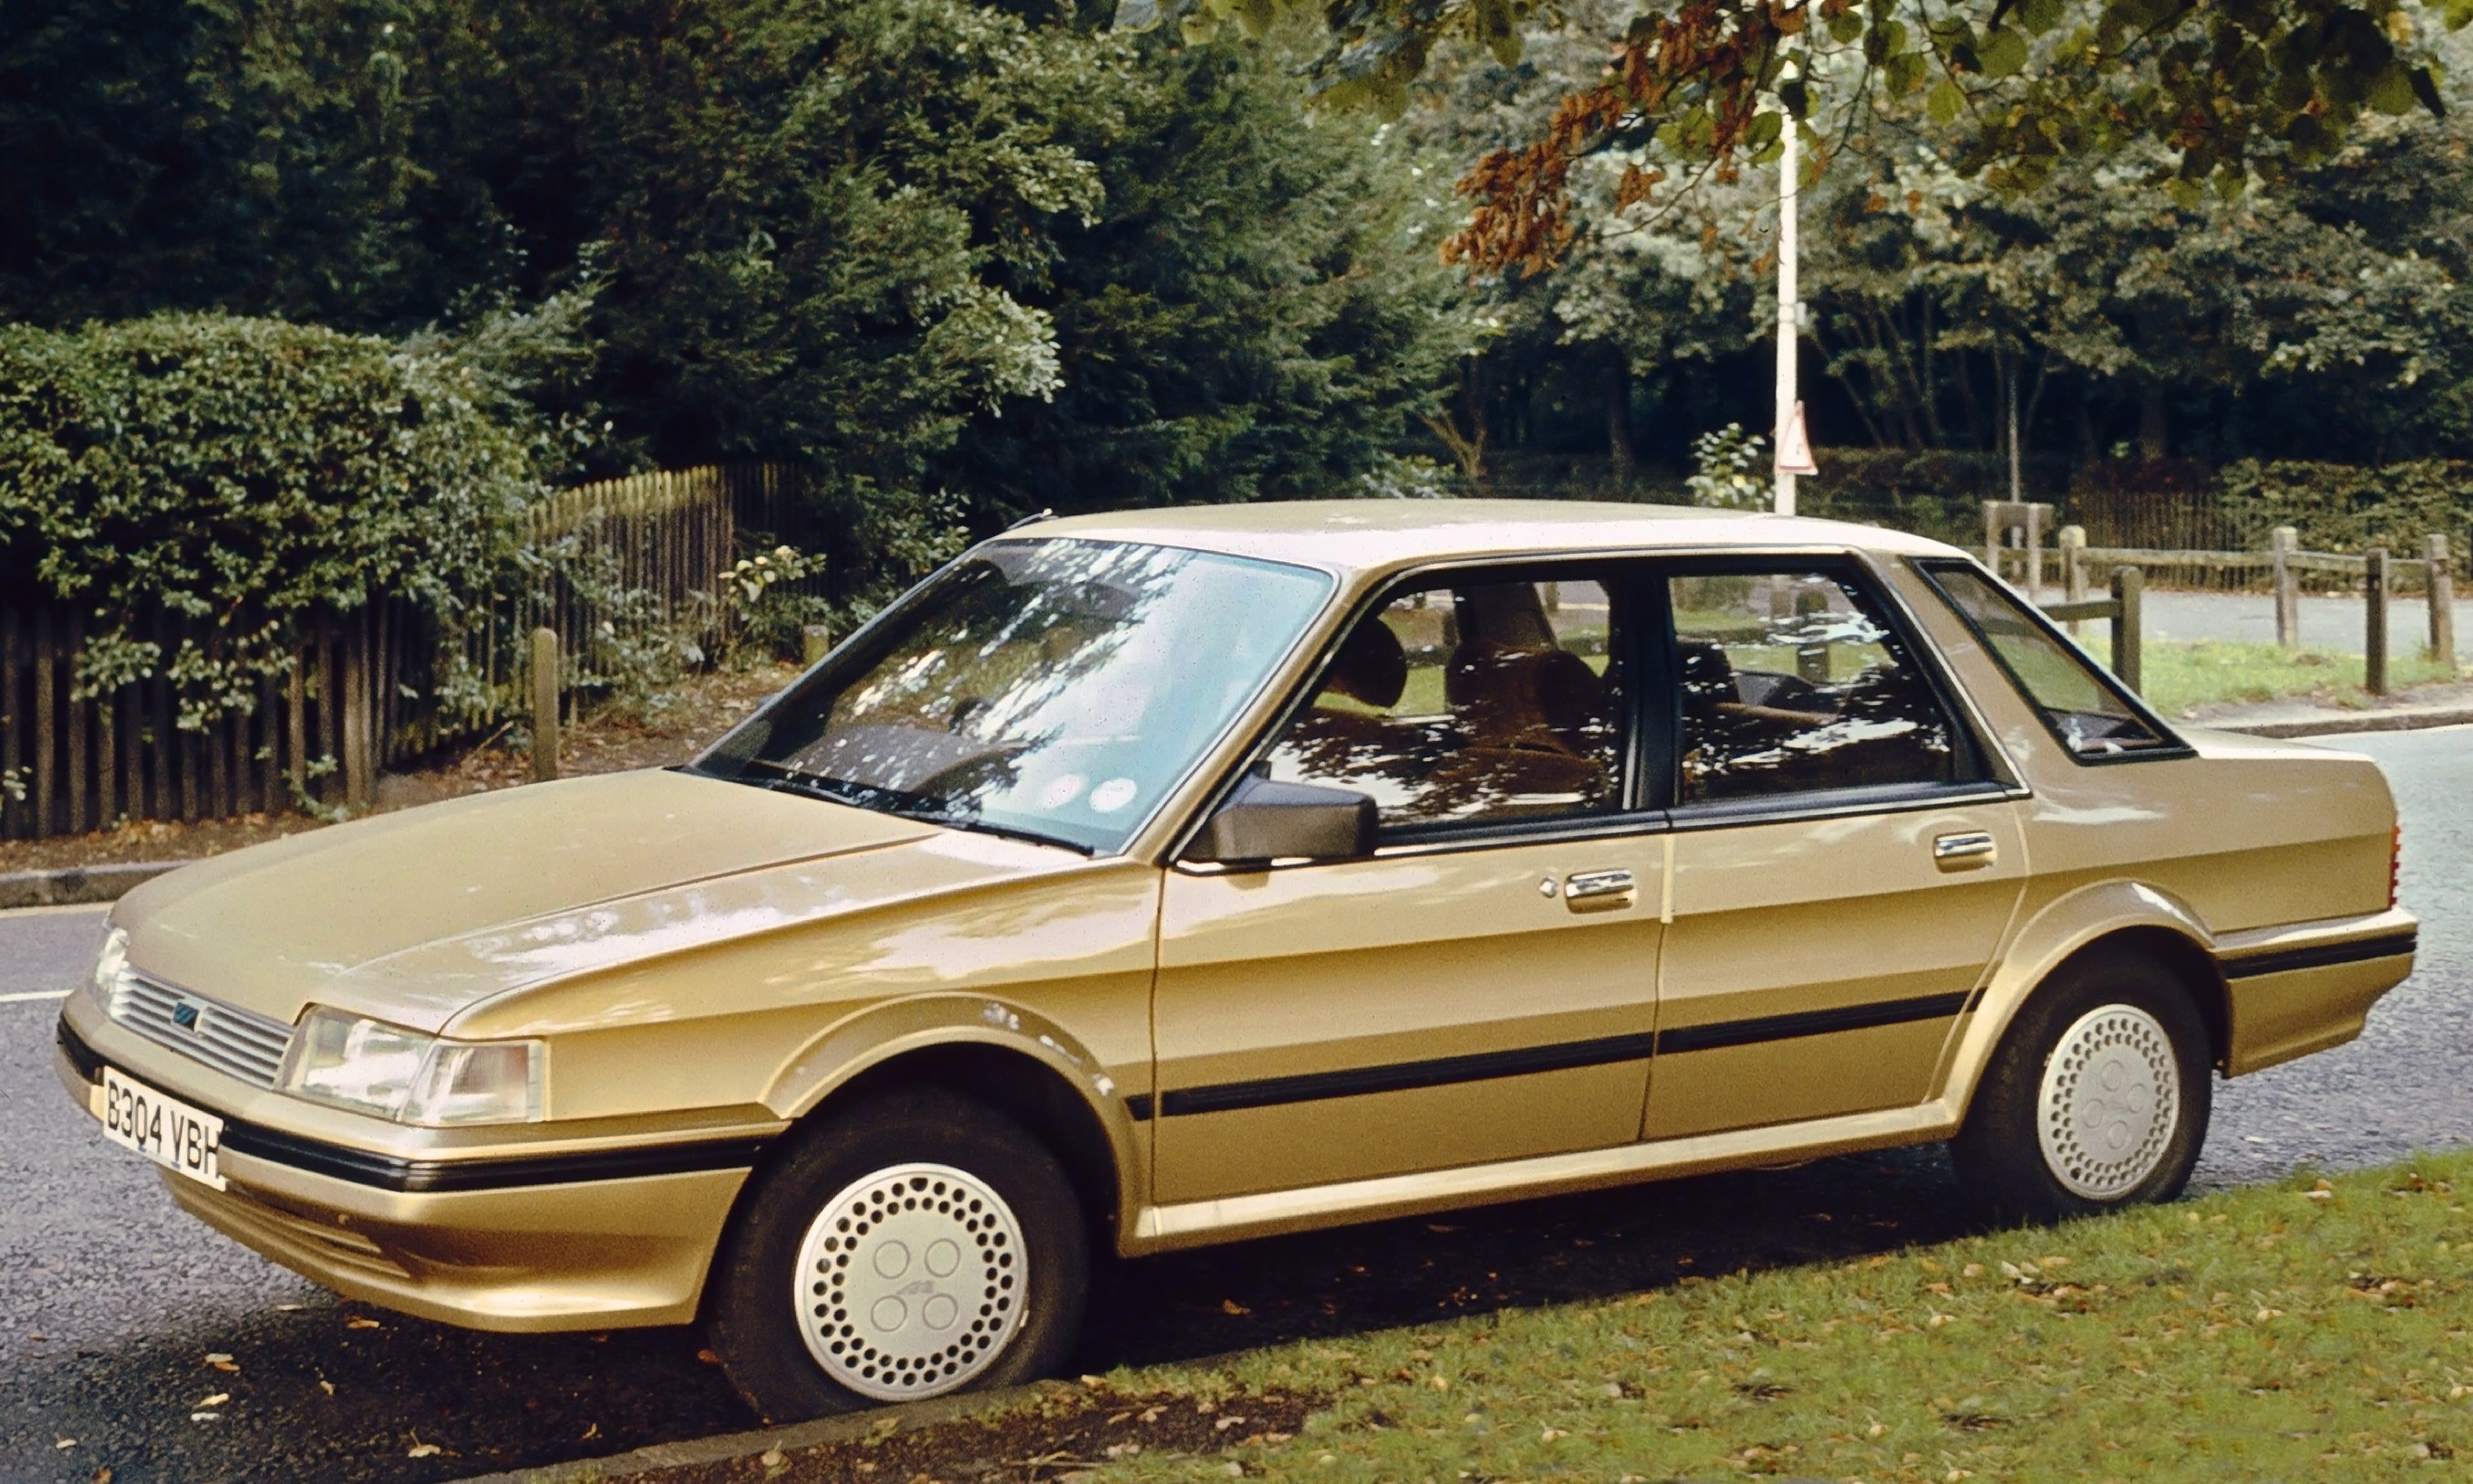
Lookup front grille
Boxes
[107,971,293,1089]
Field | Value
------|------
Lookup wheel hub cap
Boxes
[2036,1003,2181,1200]
[793,1162,1024,1401]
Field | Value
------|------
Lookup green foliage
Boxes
[1684,423,1771,509]
[936,35,1471,518]
[0,313,547,726]
[2216,458,2473,555]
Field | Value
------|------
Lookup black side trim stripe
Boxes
[58,1018,768,1193]
[1138,990,1977,1121]
[2220,929,2418,980]
[215,1125,772,1194]
[1656,991,1976,1055]
[1154,1031,1661,1119]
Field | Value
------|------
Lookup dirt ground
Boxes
[646,1383,1321,1484]
[0,665,800,875]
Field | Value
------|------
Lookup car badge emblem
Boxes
[170,1001,202,1034]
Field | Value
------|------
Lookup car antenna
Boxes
[1006,508,1056,531]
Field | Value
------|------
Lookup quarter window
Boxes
[1669,570,1961,803]
[1267,576,1624,829]
[1918,562,2175,758]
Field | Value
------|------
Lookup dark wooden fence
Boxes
[1,462,805,841]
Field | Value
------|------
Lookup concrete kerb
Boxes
[2206,705,2473,740]
[440,1381,1077,1484]
[0,860,188,912]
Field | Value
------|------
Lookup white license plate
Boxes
[100,1066,227,1191]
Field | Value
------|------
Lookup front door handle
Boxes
[1563,869,1638,912]
[1933,831,1998,870]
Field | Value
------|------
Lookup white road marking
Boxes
[0,989,71,1003]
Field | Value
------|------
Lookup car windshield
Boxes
[692,538,1333,853]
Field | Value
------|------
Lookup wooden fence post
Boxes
[531,627,561,783]
[2024,503,2046,600]
[2058,525,2086,636]
[2365,547,2390,697]
[2111,566,2143,694]
[2272,525,2300,648]
[2426,533,2456,672]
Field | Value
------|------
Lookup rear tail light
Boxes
[2391,822,2403,910]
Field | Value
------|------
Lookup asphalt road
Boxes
[2130,588,2471,655]
[1,725,2466,1482]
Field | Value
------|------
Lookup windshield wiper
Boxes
[745,768,1096,855]
[882,807,1097,856]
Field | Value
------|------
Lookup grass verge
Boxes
[1073,1153,2473,1484]
[2137,639,2459,716]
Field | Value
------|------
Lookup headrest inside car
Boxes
[1321,616,1409,709]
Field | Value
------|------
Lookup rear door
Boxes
[1644,556,2029,1140]
[1150,564,1670,1204]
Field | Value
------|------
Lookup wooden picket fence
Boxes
[0,462,807,841]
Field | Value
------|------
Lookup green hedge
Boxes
[0,313,547,721]
[2215,459,2473,557]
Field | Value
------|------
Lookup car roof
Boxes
[1014,499,1965,577]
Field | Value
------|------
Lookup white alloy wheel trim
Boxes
[792,1162,1026,1402]
[2035,1003,2181,1200]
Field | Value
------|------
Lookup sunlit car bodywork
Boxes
[58,501,2415,1417]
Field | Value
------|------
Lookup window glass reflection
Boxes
[1919,564,2173,757]
[1268,577,1623,828]
[695,540,1332,853]
[1671,571,1958,802]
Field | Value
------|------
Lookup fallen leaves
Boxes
[1221,1299,1251,1316]
[407,1442,441,1458]
[204,1352,238,1373]
[345,1316,382,1330]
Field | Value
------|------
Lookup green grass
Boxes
[1099,1154,2473,1484]
[2133,639,2462,717]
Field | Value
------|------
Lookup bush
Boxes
[2215,459,2473,558]
[0,313,548,724]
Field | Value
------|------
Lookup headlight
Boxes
[279,1007,545,1126]
[89,926,129,1006]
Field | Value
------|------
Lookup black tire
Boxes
[706,1086,1090,1422]
[1950,952,2213,1224]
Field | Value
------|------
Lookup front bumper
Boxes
[56,1006,776,1332]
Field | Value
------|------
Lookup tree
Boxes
[1120,0,2465,276]
[935,33,1476,516]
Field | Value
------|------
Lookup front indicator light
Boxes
[280,1007,545,1126]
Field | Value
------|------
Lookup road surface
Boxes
[2,725,2466,1481]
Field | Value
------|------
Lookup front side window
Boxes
[1669,569,1963,804]
[1917,562,2176,758]
[1266,575,1625,831]
[694,539,1332,853]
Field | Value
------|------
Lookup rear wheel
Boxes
[1951,954,2213,1224]
[706,1086,1089,1421]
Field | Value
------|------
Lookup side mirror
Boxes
[1181,776,1376,868]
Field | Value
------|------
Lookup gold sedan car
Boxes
[57,503,2415,1418]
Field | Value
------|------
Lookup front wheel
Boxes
[1951,954,2213,1224]
[706,1086,1090,1422]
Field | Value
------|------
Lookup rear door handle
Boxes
[1933,831,1998,869]
[1564,869,1637,911]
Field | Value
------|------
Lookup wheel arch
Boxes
[744,996,1145,1254]
[1941,881,2227,1117]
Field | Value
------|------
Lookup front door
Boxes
[1152,567,1669,1203]
[1644,560,2028,1140]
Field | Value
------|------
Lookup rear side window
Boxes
[1918,562,2177,759]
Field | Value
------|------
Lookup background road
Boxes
[3,725,2466,1483]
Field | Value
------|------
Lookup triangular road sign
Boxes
[1775,400,1819,476]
